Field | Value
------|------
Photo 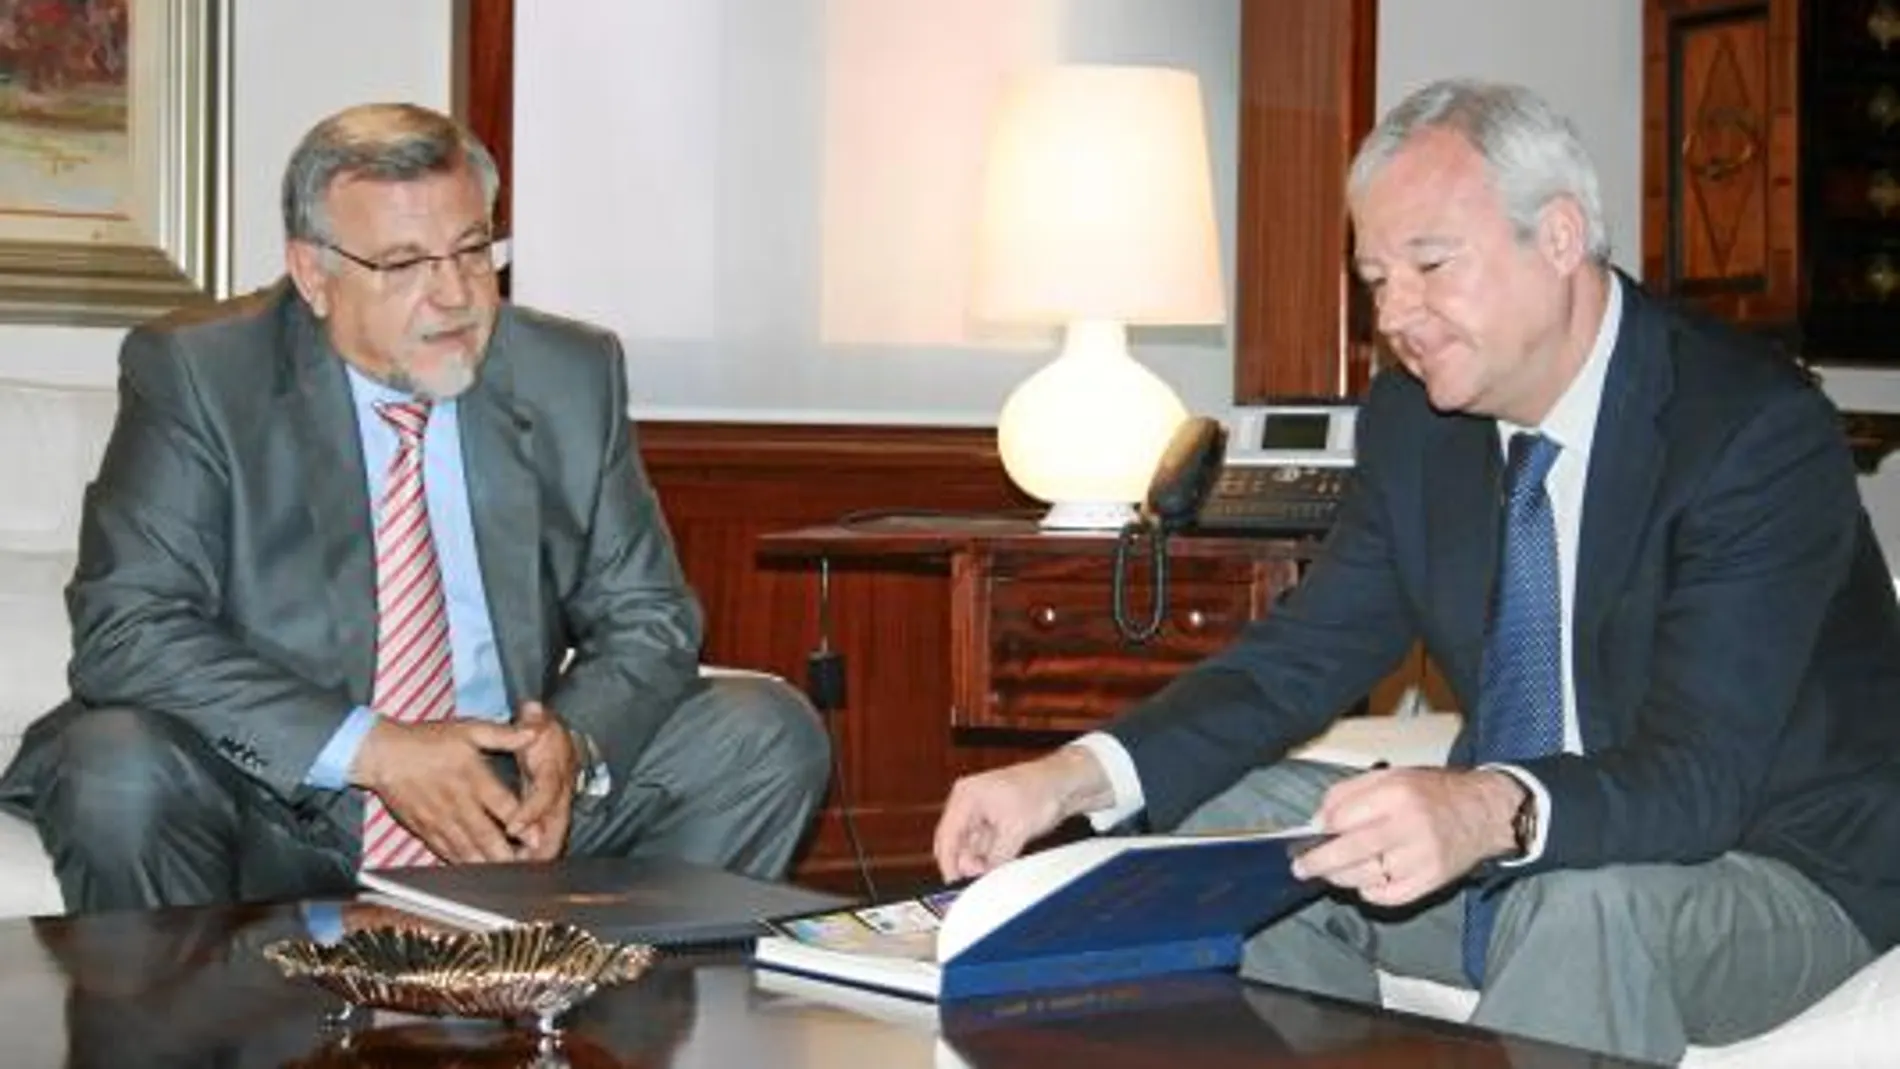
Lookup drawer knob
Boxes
[1872,87,1900,133]
[1872,2,1900,50]
[1181,608,1209,632]
[1872,171,1900,216]
[1029,605,1059,629]
[1869,254,1900,301]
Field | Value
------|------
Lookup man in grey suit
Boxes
[933,80,1900,1063]
[0,103,829,910]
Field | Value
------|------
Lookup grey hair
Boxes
[281,102,500,244]
[1348,79,1610,262]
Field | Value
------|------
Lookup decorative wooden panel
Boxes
[639,424,1044,891]
[1643,0,1795,326]
[1233,0,1379,402]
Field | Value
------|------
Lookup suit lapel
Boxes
[1424,412,1503,712]
[457,311,544,707]
[1573,281,1670,748]
[281,296,378,702]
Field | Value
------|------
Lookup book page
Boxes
[769,890,965,962]
[936,820,1326,962]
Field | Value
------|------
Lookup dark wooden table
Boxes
[0,900,1656,1067]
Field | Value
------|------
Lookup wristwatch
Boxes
[568,728,612,801]
[1510,786,1539,859]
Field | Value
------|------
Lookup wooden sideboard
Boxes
[760,519,1311,735]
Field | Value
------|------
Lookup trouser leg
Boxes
[1476,853,1873,1065]
[24,706,354,911]
[566,675,830,880]
[1170,758,1874,1064]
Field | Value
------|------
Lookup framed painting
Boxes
[0,0,230,326]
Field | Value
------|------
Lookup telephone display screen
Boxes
[1259,414,1330,451]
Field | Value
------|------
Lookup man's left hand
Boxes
[505,700,579,861]
[1289,767,1524,907]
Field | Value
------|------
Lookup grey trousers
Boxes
[6,675,830,913]
[1176,760,1874,1066]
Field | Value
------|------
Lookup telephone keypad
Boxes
[1197,465,1348,534]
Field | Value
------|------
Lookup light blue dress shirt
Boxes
[304,368,510,789]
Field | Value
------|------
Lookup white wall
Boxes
[513,0,1241,425]
[0,1,455,386]
[1377,0,1646,280]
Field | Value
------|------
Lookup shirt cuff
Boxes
[305,706,381,790]
[1479,762,1551,866]
[1070,732,1146,832]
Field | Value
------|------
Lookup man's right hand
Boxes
[351,719,532,863]
[932,746,1115,881]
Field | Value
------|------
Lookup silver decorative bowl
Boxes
[264,923,655,1034]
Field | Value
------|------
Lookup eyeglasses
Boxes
[320,237,510,292]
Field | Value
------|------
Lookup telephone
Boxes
[1146,405,1357,534]
[1113,404,1358,643]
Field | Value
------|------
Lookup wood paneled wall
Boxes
[638,423,1047,891]
[454,0,514,234]
[1235,0,1379,401]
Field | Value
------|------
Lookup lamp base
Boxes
[1038,500,1139,531]
[996,320,1188,534]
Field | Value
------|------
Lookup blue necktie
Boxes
[1463,432,1564,986]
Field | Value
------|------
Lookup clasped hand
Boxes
[351,700,580,863]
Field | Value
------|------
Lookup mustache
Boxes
[411,313,483,344]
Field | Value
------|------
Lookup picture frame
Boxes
[0,0,231,327]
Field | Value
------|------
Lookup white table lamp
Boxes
[973,65,1226,530]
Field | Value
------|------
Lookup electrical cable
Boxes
[805,556,879,902]
[1111,518,1171,644]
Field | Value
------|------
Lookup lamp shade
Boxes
[972,65,1225,529]
[973,65,1225,327]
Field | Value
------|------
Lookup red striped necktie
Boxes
[360,400,457,870]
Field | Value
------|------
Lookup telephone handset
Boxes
[1113,405,1358,643]
[1143,416,1228,531]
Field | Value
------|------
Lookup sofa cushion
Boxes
[1674,946,1900,1066]
[0,378,116,555]
[0,550,73,740]
[0,802,59,918]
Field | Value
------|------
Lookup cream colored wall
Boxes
[511,0,1242,425]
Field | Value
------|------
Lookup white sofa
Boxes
[0,378,113,918]
[2,377,1895,1062]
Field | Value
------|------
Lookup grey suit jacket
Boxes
[1109,278,1900,950]
[5,283,703,833]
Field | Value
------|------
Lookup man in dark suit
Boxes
[933,79,1900,1063]
[0,103,828,909]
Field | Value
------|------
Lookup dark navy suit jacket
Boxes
[1108,277,1900,950]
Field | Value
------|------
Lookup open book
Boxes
[753,823,1325,1001]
